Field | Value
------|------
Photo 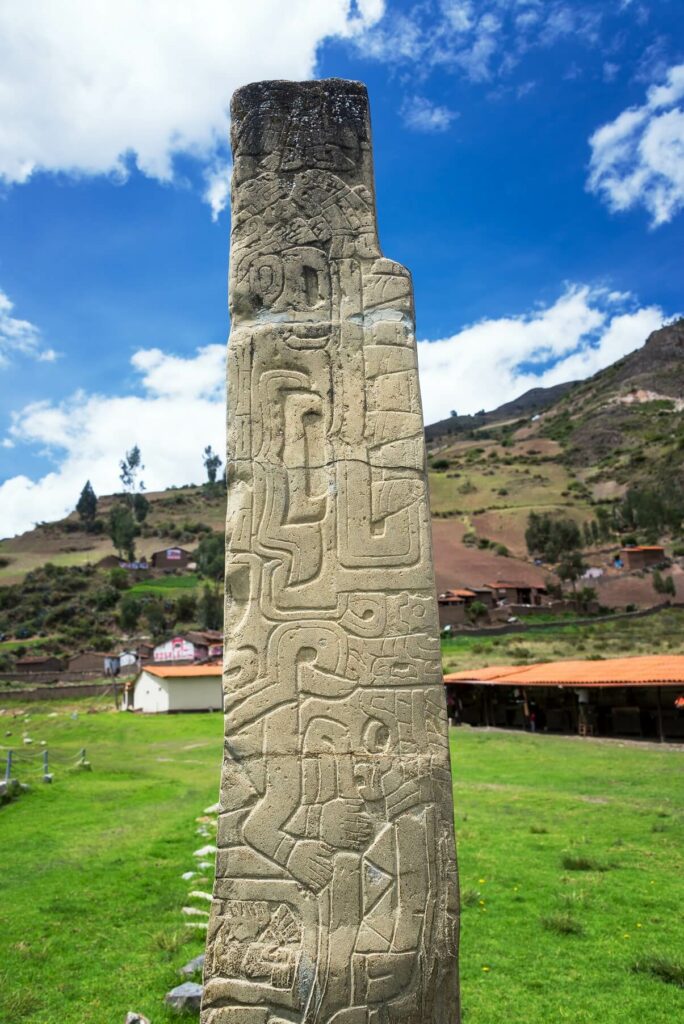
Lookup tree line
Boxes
[75,443,224,560]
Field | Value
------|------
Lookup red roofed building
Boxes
[621,546,666,570]
[444,655,684,741]
[124,664,222,713]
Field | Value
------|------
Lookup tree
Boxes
[120,445,145,504]
[198,584,223,630]
[76,481,97,530]
[132,492,150,523]
[119,594,141,631]
[175,592,197,622]
[653,571,676,598]
[109,505,137,560]
[467,600,488,623]
[450,409,458,418]
[558,550,588,608]
[144,599,166,636]
[525,512,582,562]
[203,445,222,485]
[197,532,224,582]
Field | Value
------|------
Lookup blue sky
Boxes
[1,0,682,537]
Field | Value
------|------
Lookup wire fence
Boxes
[2,745,89,784]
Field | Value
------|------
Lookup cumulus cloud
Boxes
[0,289,58,367]
[417,285,667,423]
[400,96,458,132]
[2,286,671,536]
[0,0,385,211]
[357,1,607,84]
[203,160,233,221]
[588,63,684,226]
[0,344,226,539]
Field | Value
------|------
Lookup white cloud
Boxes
[417,285,668,423]
[0,344,226,539]
[358,1,606,84]
[203,160,233,221]
[0,289,59,367]
[0,0,385,211]
[2,286,670,537]
[400,96,458,132]
[588,63,684,226]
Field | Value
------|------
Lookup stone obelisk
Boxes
[202,79,459,1024]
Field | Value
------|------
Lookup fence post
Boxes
[43,749,52,783]
[4,749,11,782]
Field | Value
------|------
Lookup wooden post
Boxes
[42,748,52,783]
[656,686,664,744]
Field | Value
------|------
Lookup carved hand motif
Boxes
[286,839,334,891]
[320,798,374,851]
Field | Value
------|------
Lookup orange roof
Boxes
[485,581,545,590]
[444,655,684,688]
[141,664,222,678]
[442,588,476,598]
[621,545,664,552]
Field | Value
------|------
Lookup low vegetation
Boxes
[440,607,684,672]
[1,705,682,1023]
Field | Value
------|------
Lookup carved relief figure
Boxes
[202,79,459,1024]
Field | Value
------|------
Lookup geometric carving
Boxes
[202,78,460,1024]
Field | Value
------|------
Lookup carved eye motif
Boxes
[249,255,284,306]
[362,718,392,754]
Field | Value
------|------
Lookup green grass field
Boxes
[1,701,682,1023]
[128,573,201,596]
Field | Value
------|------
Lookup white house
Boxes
[125,665,223,713]
[153,636,196,663]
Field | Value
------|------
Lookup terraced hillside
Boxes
[2,320,683,654]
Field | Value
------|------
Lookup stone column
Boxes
[202,78,459,1024]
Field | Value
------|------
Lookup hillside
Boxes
[1,319,684,661]
[425,318,684,607]
[424,381,575,441]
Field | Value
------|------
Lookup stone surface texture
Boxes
[202,78,459,1024]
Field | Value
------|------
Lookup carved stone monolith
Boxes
[202,78,459,1024]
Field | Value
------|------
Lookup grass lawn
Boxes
[128,574,202,596]
[0,637,57,653]
[1,702,682,1023]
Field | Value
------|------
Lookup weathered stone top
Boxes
[231,78,372,184]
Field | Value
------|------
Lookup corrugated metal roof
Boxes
[444,655,684,688]
[142,664,222,678]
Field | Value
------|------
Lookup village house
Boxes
[437,590,474,628]
[14,655,64,675]
[67,651,115,675]
[149,632,223,665]
[620,545,666,570]
[150,546,194,572]
[486,581,548,606]
[124,664,223,713]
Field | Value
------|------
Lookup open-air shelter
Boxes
[444,655,684,741]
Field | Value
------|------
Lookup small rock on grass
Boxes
[193,844,217,858]
[180,953,205,977]
[125,1013,151,1024]
[165,981,203,1012]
